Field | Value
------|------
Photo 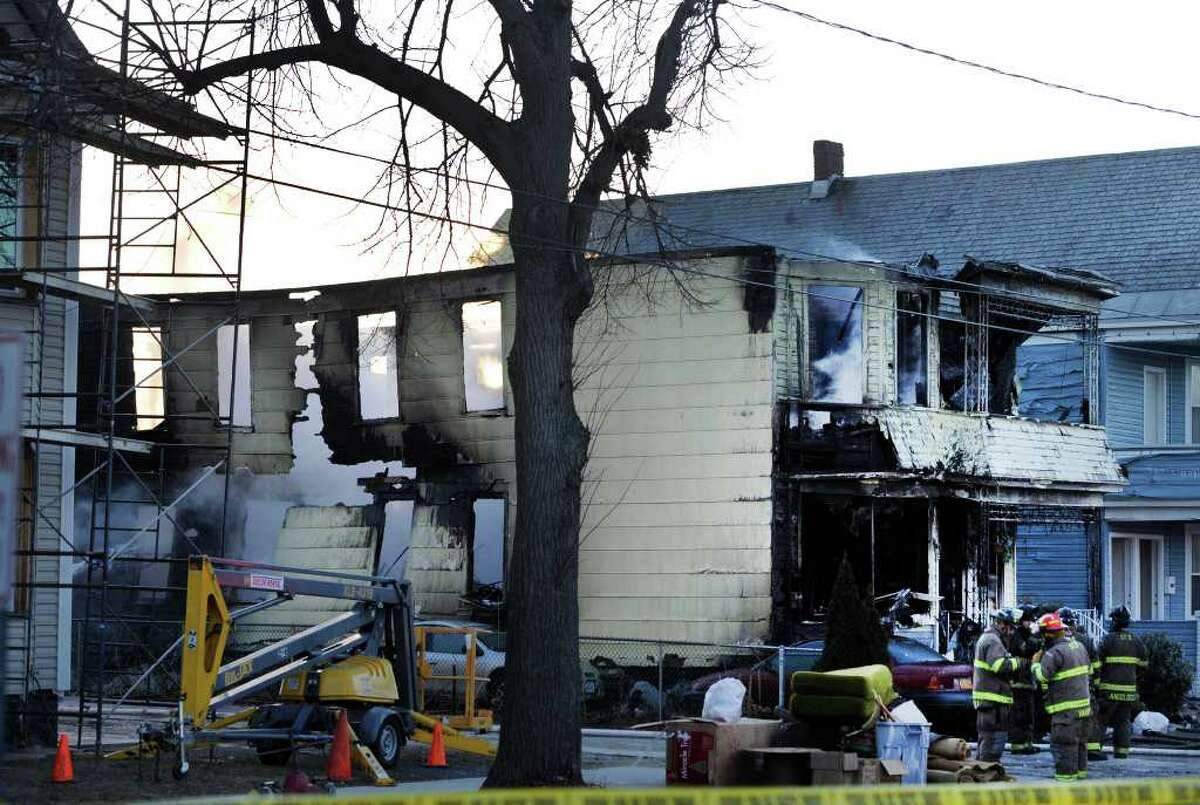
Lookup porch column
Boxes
[927,499,940,622]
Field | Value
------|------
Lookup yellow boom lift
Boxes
[125,555,492,781]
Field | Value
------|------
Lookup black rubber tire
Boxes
[371,715,404,768]
[253,739,293,767]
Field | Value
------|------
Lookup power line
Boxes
[244,125,1200,332]
[754,0,1200,122]
[204,162,1199,366]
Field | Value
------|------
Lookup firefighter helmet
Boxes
[1109,605,1132,627]
[991,607,1019,626]
[1038,612,1065,633]
[1057,606,1078,627]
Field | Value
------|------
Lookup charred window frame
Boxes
[806,285,865,404]
[469,496,506,595]
[217,323,252,429]
[896,290,930,407]
[355,310,400,422]
[462,300,505,414]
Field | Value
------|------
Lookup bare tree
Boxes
[126,0,749,785]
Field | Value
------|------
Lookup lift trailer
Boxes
[158,555,422,780]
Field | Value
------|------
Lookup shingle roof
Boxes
[585,146,1200,293]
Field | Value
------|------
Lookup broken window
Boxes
[217,323,252,428]
[462,300,504,412]
[131,327,164,430]
[471,497,505,591]
[356,311,400,421]
[896,291,929,407]
[0,143,20,269]
[808,286,863,403]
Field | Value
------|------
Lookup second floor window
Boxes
[357,311,399,420]
[1189,363,1200,444]
[462,300,504,412]
[0,143,20,269]
[808,286,863,404]
[1143,366,1167,445]
[896,291,928,407]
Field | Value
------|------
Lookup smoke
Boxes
[799,236,879,265]
[807,285,864,428]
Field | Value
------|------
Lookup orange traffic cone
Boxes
[52,733,74,783]
[425,721,447,768]
[326,710,352,783]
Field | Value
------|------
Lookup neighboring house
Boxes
[0,0,231,706]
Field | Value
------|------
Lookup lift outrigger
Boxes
[109,556,494,783]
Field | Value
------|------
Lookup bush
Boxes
[1140,633,1194,719]
[818,555,888,672]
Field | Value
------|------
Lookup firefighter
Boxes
[1033,611,1092,781]
[1007,605,1041,754]
[1058,607,1104,760]
[973,607,1027,762]
[1097,605,1147,760]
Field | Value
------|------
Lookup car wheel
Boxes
[371,716,404,767]
[485,672,505,714]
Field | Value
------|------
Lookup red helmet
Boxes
[1038,612,1064,633]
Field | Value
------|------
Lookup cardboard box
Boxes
[650,718,781,786]
[859,758,906,785]
[741,748,862,786]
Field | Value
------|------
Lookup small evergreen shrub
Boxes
[1140,633,1194,719]
[818,555,889,672]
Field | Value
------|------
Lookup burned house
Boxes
[123,244,1122,649]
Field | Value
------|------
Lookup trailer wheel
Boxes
[372,715,403,767]
[254,739,293,766]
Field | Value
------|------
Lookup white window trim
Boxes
[1143,366,1169,446]
[1109,532,1166,621]
[1186,359,1200,445]
[1187,523,1199,620]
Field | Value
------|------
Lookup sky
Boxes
[78,1,1200,291]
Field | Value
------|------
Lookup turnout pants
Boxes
[976,704,1010,762]
[1050,711,1089,781]
[1009,687,1037,750]
[1100,699,1134,757]
[1087,690,1104,753]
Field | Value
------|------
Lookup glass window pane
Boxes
[357,311,399,420]
[808,286,864,403]
[0,144,19,269]
[1111,538,1129,613]
[1191,365,1200,444]
[1139,539,1154,619]
[896,291,928,406]
[1144,370,1165,445]
[463,301,504,412]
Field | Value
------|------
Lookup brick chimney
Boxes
[813,140,844,181]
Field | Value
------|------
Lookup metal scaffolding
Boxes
[1,1,253,753]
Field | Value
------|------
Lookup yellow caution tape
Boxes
[226,778,1200,805]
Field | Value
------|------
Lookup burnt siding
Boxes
[1016,342,1085,423]
[1016,523,1090,608]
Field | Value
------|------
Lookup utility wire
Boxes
[754,0,1200,122]
[204,162,1198,365]
[244,125,1200,332]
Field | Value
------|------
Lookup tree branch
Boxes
[177,36,517,177]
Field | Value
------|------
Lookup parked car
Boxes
[416,620,506,710]
[685,636,975,736]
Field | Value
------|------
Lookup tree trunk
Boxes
[484,190,591,786]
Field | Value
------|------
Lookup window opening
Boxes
[356,311,400,420]
[217,323,252,427]
[896,291,928,406]
[471,498,505,592]
[462,300,504,412]
[131,327,164,430]
[808,286,864,404]
[0,143,20,270]
[1189,363,1200,444]
[1190,529,1200,617]
[1111,535,1162,620]
[1143,367,1167,445]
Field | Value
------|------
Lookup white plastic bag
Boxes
[702,677,746,723]
[1133,710,1169,736]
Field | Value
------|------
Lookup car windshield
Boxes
[889,636,947,665]
[478,631,506,652]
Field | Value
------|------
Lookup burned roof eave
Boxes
[786,470,1117,508]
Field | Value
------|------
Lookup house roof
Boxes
[541,146,1200,294]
